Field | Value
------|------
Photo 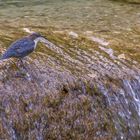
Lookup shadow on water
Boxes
[0,0,140,139]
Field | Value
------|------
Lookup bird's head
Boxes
[28,32,44,41]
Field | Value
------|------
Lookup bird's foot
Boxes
[15,70,32,81]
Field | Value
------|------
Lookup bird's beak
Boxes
[41,35,47,39]
[39,35,48,43]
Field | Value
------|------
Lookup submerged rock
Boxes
[112,0,140,3]
[126,0,140,3]
[0,30,140,139]
[68,31,79,38]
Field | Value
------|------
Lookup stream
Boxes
[0,0,140,139]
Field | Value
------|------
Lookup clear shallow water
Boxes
[0,0,140,139]
[0,0,140,63]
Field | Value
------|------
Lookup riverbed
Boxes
[0,0,140,139]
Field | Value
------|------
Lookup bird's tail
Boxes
[0,55,3,60]
[0,57,4,61]
[0,55,8,61]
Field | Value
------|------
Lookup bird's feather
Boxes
[1,37,35,60]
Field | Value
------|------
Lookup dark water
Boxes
[0,0,140,139]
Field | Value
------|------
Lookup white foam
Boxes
[89,36,109,46]
[99,46,116,59]
[23,28,34,33]
[68,31,78,38]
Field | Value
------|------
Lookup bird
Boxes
[0,32,44,61]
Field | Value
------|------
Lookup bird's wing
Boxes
[6,38,35,57]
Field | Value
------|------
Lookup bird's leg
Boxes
[19,58,24,66]
[15,58,32,80]
[18,58,28,72]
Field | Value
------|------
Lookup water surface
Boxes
[0,0,140,139]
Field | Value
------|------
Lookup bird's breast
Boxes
[34,40,38,49]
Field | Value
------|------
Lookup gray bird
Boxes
[0,32,44,60]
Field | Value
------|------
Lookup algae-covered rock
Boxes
[0,28,140,139]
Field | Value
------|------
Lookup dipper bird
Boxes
[0,32,44,61]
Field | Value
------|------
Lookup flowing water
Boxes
[0,0,140,139]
